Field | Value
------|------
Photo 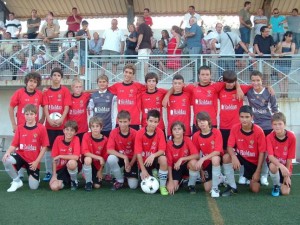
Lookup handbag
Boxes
[178,37,187,49]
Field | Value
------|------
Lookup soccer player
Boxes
[88,74,115,137]
[166,121,199,195]
[107,110,138,190]
[267,112,296,196]
[192,112,223,198]
[167,74,191,137]
[81,117,108,191]
[222,105,266,196]
[69,78,90,142]
[2,104,49,192]
[43,68,72,181]
[49,120,81,191]
[141,72,167,132]
[135,109,168,195]
[108,63,145,130]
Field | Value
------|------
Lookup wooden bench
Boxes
[0,135,13,152]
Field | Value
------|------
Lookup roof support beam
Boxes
[262,0,272,20]
[0,0,10,23]
[126,0,135,26]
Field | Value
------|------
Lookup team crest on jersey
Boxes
[80,100,84,107]
[249,140,254,148]
[32,133,38,142]
[184,149,189,156]
[58,94,62,101]
[68,147,73,153]
[207,90,212,97]
[98,146,103,150]
[129,89,134,97]
[182,99,186,106]
[35,98,39,102]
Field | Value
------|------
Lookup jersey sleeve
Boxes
[108,83,118,95]
[287,132,296,159]
[43,90,49,106]
[166,142,174,167]
[63,87,72,106]
[134,131,143,155]
[212,82,225,93]
[51,137,60,157]
[227,126,237,148]
[266,135,274,156]
[157,130,166,152]
[72,136,81,156]
[9,90,20,107]
[241,84,252,94]
[11,127,20,147]
[40,126,49,147]
[192,133,201,150]
[106,130,116,151]
[183,84,194,95]
[81,133,90,155]
[257,129,266,153]
[186,137,199,155]
[214,129,224,153]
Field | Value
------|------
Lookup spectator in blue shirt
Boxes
[269,8,287,44]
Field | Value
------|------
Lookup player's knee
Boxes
[203,182,211,192]
[3,156,15,167]
[28,175,40,190]
[158,156,167,166]
[268,163,278,173]
[281,184,290,195]
[67,160,78,170]
[187,159,197,171]
[50,180,63,191]
[84,156,92,165]
[128,178,139,189]
[211,156,221,166]
[222,153,231,164]
[250,180,260,193]
[107,155,118,166]
[94,183,101,189]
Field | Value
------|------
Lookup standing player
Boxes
[166,121,199,195]
[2,104,49,192]
[222,105,266,196]
[267,112,296,196]
[49,120,81,191]
[107,110,138,190]
[43,68,72,181]
[69,78,90,142]
[135,110,168,195]
[81,117,108,191]
[192,112,224,197]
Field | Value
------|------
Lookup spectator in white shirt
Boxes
[180,5,202,29]
[5,12,21,39]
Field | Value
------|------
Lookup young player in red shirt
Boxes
[141,72,167,132]
[267,112,296,197]
[192,112,224,198]
[2,104,49,192]
[166,121,199,195]
[81,117,108,191]
[107,110,138,190]
[43,68,72,181]
[167,74,191,137]
[144,8,153,27]
[49,120,81,191]
[69,78,90,142]
[222,105,266,196]
[108,64,145,130]
[135,109,168,195]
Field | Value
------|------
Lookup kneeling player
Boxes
[107,110,138,190]
[49,120,81,191]
[2,104,48,192]
[81,117,108,191]
[222,105,266,196]
[166,121,199,195]
[267,112,296,196]
[135,110,169,195]
[192,112,224,198]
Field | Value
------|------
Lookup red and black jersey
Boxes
[166,136,198,167]
[10,87,43,126]
[134,127,166,161]
[81,132,108,170]
[11,123,49,166]
[107,127,137,159]
[43,85,72,130]
[267,130,296,172]
[69,93,90,134]
[108,82,146,125]
[141,88,167,130]
[51,135,81,171]
[192,128,223,168]
[228,123,266,165]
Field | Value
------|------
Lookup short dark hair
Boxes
[72,7,77,10]
[82,20,88,26]
[223,70,237,83]
[88,116,103,128]
[171,121,186,133]
[189,6,195,10]
[97,74,109,83]
[271,112,286,125]
[292,8,298,13]
[198,65,211,75]
[123,63,136,75]
[147,109,160,121]
[144,8,150,12]
[173,74,184,82]
[24,72,42,87]
[50,67,63,78]
[244,1,251,7]
[250,70,263,79]
[145,72,158,83]
[64,120,78,132]
[260,25,268,33]
[24,104,37,114]
[196,111,212,128]
[65,30,75,37]
[9,12,15,16]
[117,110,131,120]
[239,105,253,116]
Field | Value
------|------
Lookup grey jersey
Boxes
[246,88,279,130]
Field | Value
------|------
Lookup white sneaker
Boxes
[260,176,269,186]
[7,180,23,192]
[210,188,220,198]
[238,176,247,184]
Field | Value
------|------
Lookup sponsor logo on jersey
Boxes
[69,108,85,115]
[195,99,212,105]
[94,107,110,113]
[221,104,238,110]
[252,108,267,114]
[49,105,63,111]
[170,109,187,115]
[19,144,37,151]
[238,149,256,157]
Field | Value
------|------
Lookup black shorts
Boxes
[11,153,39,181]
[92,165,102,185]
[236,153,257,180]
[76,132,85,144]
[144,157,160,175]
[57,166,71,186]
[117,158,139,178]
[220,129,231,151]
[172,163,189,181]
[47,129,64,148]
[202,162,213,182]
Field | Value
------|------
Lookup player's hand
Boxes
[174,158,183,171]
[53,155,60,162]
[97,156,105,166]
[124,157,131,172]
[236,88,244,101]
[2,153,10,162]
[29,160,38,171]
[195,158,204,171]
[96,170,103,180]
[140,170,149,180]
[280,165,290,177]
[252,170,260,182]
[53,118,63,126]
[48,119,57,127]
[200,170,206,182]
[231,155,241,170]
[38,118,45,124]
[283,176,291,187]
[167,181,175,195]
[258,52,263,56]
[12,124,17,133]
[144,154,155,167]
[162,96,170,108]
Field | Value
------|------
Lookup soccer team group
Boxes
[2,63,296,197]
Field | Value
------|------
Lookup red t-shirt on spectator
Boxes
[67,15,82,32]
[144,16,153,26]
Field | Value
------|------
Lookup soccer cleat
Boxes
[260,176,269,186]
[159,186,169,196]
[43,172,52,182]
[7,180,23,192]
[188,185,196,194]
[111,181,123,191]
[70,180,78,191]
[271,185,280,197]
[221,185,238,197]
[85,182,93,191]
[238,176,247,185]
[210,188,220,198]
[218,174,228,187]
[104,174,113,182]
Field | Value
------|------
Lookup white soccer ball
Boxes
[140,176,159,194]
[49,112,62,120]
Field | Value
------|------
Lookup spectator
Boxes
[42,11,59,27]
[89,32,103,55]
[287,8,300,53]
[253,8,268,36]
[10,44,25,80]
[161,29,170,51]
[144,8,153,27]
[150,31,157,50]
[239,1,252,48]
[185,17,203,55]
[166,25,182,70]
[180,5,201,29]
[5,12,21,39]
[31,45,47,72]
[62,30,76,65]
[151,40,167,78]
[208,23,223,54]
[269,8,287,44]
[101,19,125,76]
[66,7,82,32]
[202,30,213,54]
[124,24,138,60]
[27,9,41,39]
[76,20,91,75]
[0,20,5,39]
[0,32,13,58]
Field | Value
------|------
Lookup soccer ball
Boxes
[49,112,62,120]
[140,176,159,194]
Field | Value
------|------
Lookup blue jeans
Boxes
[239,27,251,44]
[272,32,284,44]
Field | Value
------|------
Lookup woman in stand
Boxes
[166,26,182,70]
